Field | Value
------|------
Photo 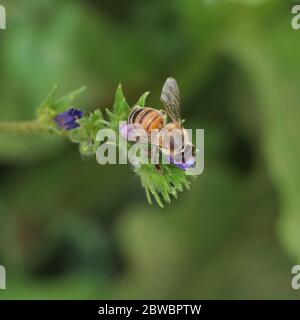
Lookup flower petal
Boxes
[55,107,84,131]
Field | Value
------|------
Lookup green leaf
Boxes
[37,85,58,115]
[103,84,131,132]
[53,87,86,112]
[136,91,150,107]
[135,164,191,208]
[113,84,130,113]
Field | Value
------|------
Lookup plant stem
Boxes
[0,121,51,134]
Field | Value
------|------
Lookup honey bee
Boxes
[127,77,195,172]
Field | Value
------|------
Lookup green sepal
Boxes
[69,109,104,156]
[37,86,86,133]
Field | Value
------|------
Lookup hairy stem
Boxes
[0,121,51,134]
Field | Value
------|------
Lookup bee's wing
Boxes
[160,77,181,124]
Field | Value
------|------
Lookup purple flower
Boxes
[120,123,143,141]
[120,123,131,139]
[170,155,196,171]
[54,107,84,130]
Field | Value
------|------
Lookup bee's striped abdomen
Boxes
[128,107,165,133]
[128,107,143,124]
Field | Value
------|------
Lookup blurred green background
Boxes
[0,0,300,299]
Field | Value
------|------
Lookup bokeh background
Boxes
[0,0,300,299]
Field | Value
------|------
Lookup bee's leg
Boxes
[149,144,163,174]
[144,141,163,174]
[155,164,164,175]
